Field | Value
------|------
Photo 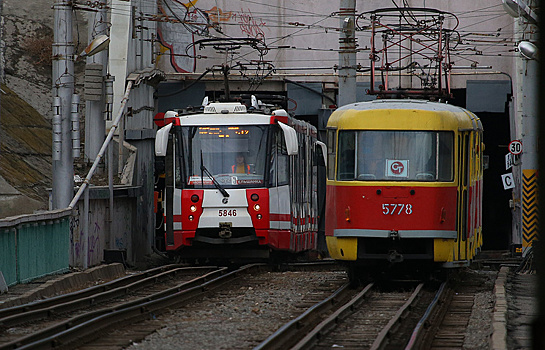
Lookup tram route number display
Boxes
[382,203,413,215]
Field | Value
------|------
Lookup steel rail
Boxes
[404,281,447,350]
[253,283,351,350]
[0,266,220,329]
[370,282,425,350]
[0,264,266,350]
[0,264,197,317]
[290,283,375,350]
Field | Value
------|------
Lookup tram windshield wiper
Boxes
[200,152,229,198]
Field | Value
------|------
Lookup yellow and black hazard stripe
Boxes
[522,169,539,251]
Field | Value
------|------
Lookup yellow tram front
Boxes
[325,100,483,278]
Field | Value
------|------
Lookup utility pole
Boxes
[338,0,357,107]
[502,0,539,256]
[519,31,539,257]
[84,5,108,163]
[52,0,75,209]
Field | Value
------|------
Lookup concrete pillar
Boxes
[52,0,75,209]
[338,0,357,107]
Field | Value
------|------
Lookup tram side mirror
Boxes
[315,141,327,166]
[155,123,173,156]
[483,155,489,170]
[278,121,298,155]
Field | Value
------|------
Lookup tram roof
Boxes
[329,99,481,131]
[336,99,468,113]
[176,113,276,126]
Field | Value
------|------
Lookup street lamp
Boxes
[78,35,110,59]
[518,41,538,60]
[502,0,538,24]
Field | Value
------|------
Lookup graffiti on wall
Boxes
[70,214,103,266]
[157,2,270,73]
[231,8,267,40]
[69,207,105,267]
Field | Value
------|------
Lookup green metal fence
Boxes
[0,209,71,286]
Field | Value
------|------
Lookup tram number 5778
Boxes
[382,203,413,215]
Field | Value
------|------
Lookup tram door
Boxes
[457,132,470,261]
[164,133,175,247]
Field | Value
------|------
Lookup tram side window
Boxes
[437,132,454,181]
[337,131,356,180]
[270,128,289,186]
[173,133,183,188]
[326,129,336,180]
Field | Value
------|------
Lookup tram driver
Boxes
[232,153,251,174]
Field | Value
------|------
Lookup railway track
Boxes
[255,269,492,350]
[256,281,436,350]
[0,263,492,349]
[0,261,344,350]
[407,271,489,349]
[0,264,240,349]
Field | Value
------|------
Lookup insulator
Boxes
[52,97,62,161]
[103,75,115,121]
[71,94,81,158]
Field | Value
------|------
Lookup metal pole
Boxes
[520,38,539,257]
[338,0,357,107]
[83,186,89,269]
[68,79,135,209]
[108,136,114,249]
[118,114,124,175]
[84,5,108,163]
[52,0,75,209]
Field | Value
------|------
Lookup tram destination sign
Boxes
[508,140,523,155]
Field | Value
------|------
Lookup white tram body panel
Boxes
[154,99,323,259]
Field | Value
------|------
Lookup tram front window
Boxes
[337,130,453,182]
[180,125,270,188]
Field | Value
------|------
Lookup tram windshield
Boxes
[337,130,454,181]
[177,125,270,188]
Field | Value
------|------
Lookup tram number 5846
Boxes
[382,203,413,215]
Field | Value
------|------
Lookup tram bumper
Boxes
[326,236,358,260]
[328,229,461,262]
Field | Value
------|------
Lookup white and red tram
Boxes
[154,97,326,261]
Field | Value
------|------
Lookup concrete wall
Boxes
[157,0,515,88]
[70,187,139,268]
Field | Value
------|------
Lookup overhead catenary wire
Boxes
[78,1,521,81]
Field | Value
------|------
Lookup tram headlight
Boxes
[253,204,261,211]
[251,193,259,201]
[190,205,197,212]
[188,215,194,221]
[191,194,199,203]
[257,214,262,219]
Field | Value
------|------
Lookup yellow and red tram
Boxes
[325,99,483,281]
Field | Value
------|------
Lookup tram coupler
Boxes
[388,250,404,263]
[219,222,232,239]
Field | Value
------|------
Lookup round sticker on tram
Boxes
[508,140,523,155]
[386,159,409,177]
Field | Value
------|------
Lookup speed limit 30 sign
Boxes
[509,140,523,155]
